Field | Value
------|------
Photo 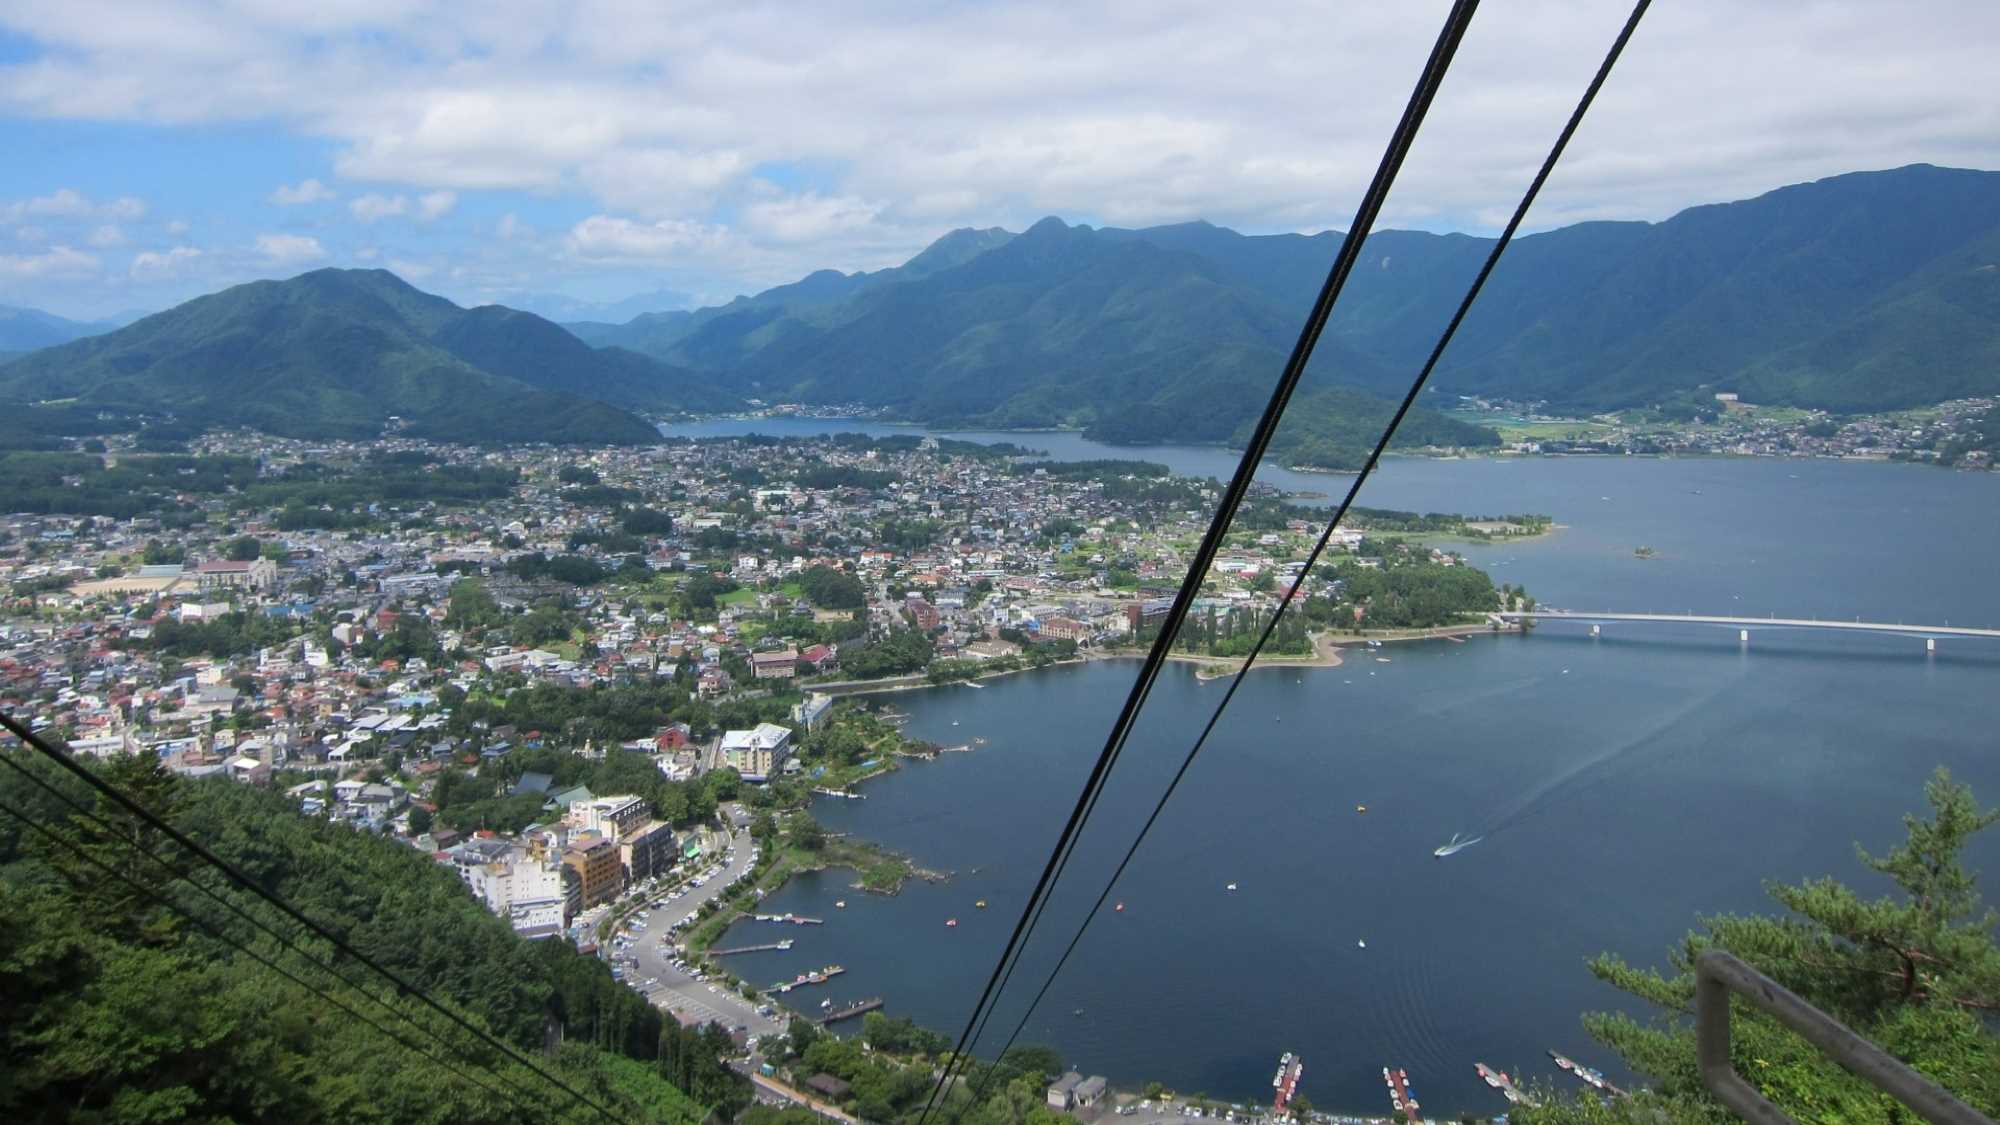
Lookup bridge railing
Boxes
[1695,951,1991,1125]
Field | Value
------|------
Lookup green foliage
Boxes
[0,753,703,1124]
[0,269,700,445]
[798,564,866,609]
[840,629,934,679]
[504,552,611,586]
[223,535,262,561]
[132,610,303,660]
[1520,770,2000,1125]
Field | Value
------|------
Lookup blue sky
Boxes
[5,1,1999,321]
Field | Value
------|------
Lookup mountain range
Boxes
[0,304,126,355]
[574,163,2000,445]
[0,270,733,444]
[2,164,1995,454]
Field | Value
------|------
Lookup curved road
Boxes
[608,826,789,1038]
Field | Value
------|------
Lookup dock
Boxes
[811,787,864,799]
[818,998,884,1025]
[752,913,824,925]
[1475,1063,1534,1106]
[1382,1067,1420,1125]
[937,744,973,753]
[769,965,845,994]
[710,939,794,956]
[1549,1050,1626,1097]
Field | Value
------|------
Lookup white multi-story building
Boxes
[450,840,569,938]
[719,722,794,782]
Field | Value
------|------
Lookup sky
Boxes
[3,0,1998,321]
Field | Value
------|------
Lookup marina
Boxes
[819,998,886,1025]
[709,939,795,956]
[1382,1067,1420,1125]
[751,913,824,925]
[1475,1063,1532,1105]
[769,965,846,993]
[1271,1053,1304,1115]
[1550,1050,1625,1096]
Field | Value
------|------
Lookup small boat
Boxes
[1355,804,1367,813]
[1225,882,1238,892]
[1434,832,1484,858]
[975,899,987,909]
[835,900,846,908]
[951,720,960,726]
[1357,939,1367,949]
[945,918,958,928]
[1114,901,1125,912]
[821,998,833,1009]
[1072,1008,1084,1017]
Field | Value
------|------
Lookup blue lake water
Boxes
[667,418,2000,1114]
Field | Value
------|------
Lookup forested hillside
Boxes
[578,164,2000,437]
[0,751,718,1124]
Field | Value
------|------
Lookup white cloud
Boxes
[740,191,881,244]
[255,232,326,263]
[3,2,2000,297]
[495,212,524,239]
[87,224,127,248]
[2,188,147,224]
[0,245,99,279]
[129,245,202,280]
[416,190,457,220]
[387,257,434,279]
[270,178,335,205]
[349,193,408,222]
[564,215,729,263]
[165,219,190,235]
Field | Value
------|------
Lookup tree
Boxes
[1519,769,2000,1125]
[407,806,433,835]
[223,535,261,561]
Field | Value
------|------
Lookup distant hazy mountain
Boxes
[577,165,2000,446]
[0,305,122,352]
[0,270,737,444]
[504,287,694,324]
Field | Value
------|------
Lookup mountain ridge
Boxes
[577,164,2000,441]
[0,269,736,444]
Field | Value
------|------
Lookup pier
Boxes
[1381,1067,1420,1125]
[710,939,794,956]
[769,966,845,994]
[752,913,824,925]
[1475,1063,1533,1106]
[811,787,865,799]
[818,998,884,1025]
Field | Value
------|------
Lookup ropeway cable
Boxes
[0,709,633,1125]
[0,747,578,1119]
[948,3,1652,1107]
[912,3,1484,1122]
[0,790,546,1117]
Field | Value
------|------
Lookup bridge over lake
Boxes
[1495,610,2000,651]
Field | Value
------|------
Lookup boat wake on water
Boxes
[1432,832,1483,858]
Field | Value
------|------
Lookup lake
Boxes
[668,418,2000,1114]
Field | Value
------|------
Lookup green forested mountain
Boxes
[0,751,715,1124]
[0,270,736,444]
[579,164,2000,438]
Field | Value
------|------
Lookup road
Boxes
[608,825,788,1039]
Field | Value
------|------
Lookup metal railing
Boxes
[1695,950,1992,1125]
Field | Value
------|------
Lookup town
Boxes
[1,427,1535,1122]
